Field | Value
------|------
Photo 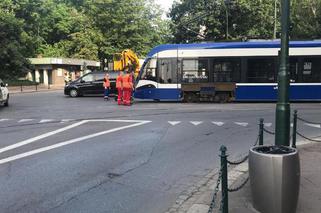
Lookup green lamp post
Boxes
[275,0,291,146]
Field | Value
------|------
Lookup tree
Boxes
[85,0,171,58]
[169,0,280,43]
[291,0,321,39]
[0,9,30,79]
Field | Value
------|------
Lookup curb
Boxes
[166,137,318,213]
[10,88,63,94]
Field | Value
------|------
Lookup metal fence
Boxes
[208,109,321,213]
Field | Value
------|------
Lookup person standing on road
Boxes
[128,68,134,105]
[103,73,110,100]
[116,71,123,105]
[122,70,132,106]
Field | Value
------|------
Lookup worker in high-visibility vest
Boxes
[116,71,123,105]
[122,70,132,106]
[103,73,110,100]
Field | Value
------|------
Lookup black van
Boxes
[64,71,118,97]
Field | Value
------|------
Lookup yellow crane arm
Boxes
[113,49,140,77]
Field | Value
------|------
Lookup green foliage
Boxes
[5,79,39,86]
[0,0,170,78]
[0,8,30,79]
[291,0,321,39]
[1,0,321,79]
[169,0,321,43]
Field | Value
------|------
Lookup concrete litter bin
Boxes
[249,145,300,213]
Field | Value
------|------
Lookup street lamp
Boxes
[275,0,291,146]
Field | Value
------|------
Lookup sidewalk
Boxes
[9,85,64,94]
[167,142,321,213]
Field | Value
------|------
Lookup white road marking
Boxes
[190,121,203,126]
[0,121,88,154]
[291,123,294,127]
[264,123,272,127]
[0,120,151,165]
[168,121,181,126]
[304,123,321,128]
[39,119,54,123]
[18,119,34,123]
[234,122,249,127]
[0,119,10,122]
[60,119,75,123]
[212,121,224,126]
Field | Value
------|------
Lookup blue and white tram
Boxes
[134,41,321,101]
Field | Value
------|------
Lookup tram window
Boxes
[213,60,240,82]
[302,58,321,83]
[158,59,178,83]
[247,58,275,83]
[141,58,157,81]
[182,59,209,83]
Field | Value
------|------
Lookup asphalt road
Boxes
[0,91,320,213]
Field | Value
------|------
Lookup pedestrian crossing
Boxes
[0,118,320,129]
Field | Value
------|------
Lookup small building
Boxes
[27,58,101,86]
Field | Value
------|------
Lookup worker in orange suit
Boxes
[122,70,132,106]
[128,69,134,105]
[116,71,123,105]
[103,73,110,100]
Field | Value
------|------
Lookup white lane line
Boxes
[60,119,75,123]
[0,121,88,154]
[0,119,10,122]
[18,119,34,123]
[304,123,321,128]
[291,123,294,127]
[87,119,151,123]
[168,121,181,126]
[264,123,272,127]
[234,122,249,127]
[39,119,54,123]
[190,121,203,126]
[212,121,224,126]
[0,120,151,165]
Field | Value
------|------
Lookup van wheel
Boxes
[69,89,78,97]
[4,95,9,107]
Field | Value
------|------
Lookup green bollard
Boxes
[292,110,297,148]
[220,145,228,213]
[259,118,264,146]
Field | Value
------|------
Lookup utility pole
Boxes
[224,0,230,40]
[273,0,278,39]
[275,0,291,146]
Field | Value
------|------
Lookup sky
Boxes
[159,0,174,11]
[158,0,175,18]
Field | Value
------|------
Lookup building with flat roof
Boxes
[27,57,101,86]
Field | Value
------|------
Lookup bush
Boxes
[4,79,39,86]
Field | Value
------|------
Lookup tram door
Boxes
[289,58,299,83]
[157,58,180,100]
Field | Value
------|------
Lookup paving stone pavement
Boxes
[166,141,321,213]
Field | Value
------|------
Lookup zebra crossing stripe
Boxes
[234,122,249,127]
[304,123,321,129]
[264,123,272,127]
[18,119,34,123]
[60,119,75,123]
[168,121,181,126]
[190,121,203,126]
[39,119,54,123]
[212,121,224,126]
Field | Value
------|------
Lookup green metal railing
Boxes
[209,110,321,213]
